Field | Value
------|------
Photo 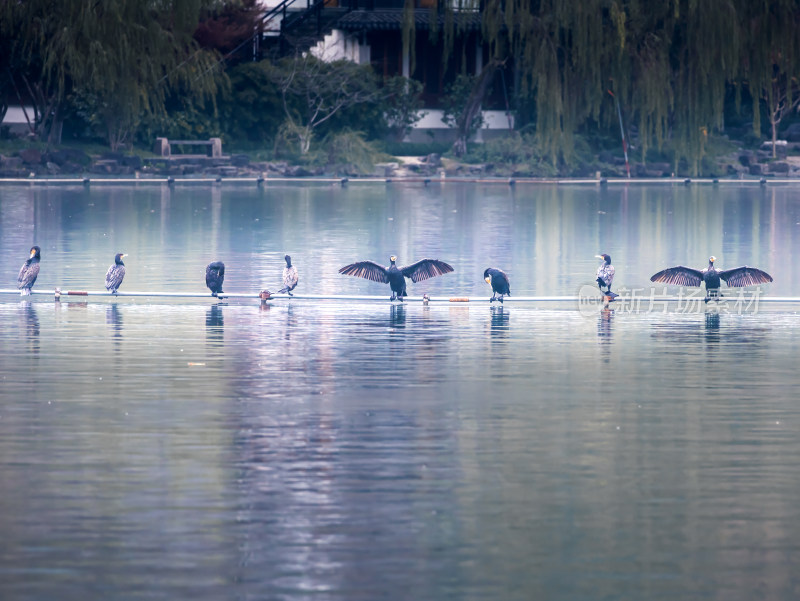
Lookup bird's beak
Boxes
[122,254,128,258]
[595,255,603,259]
[485,277,491,285]
[30,249,36,257]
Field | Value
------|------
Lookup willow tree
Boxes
[0,0,222,148]
[737,0,800,158]
[404,0,800,175]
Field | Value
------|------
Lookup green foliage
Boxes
[441,74,485,137]
[218,61,283,147]
[461,132,556,176]
[1,0,222,149]
[138,103,223,147]
[269,129,387,176]
[413,0,800,175]
[268,55,383,154]
[381,77,426,142]
[320,130,386,176]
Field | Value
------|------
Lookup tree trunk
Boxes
[299,130,312,155]
[451,59,502,158]
[48,107,63,146]
[771,117,778,159]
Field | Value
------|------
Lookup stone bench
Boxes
[154,137,223,159]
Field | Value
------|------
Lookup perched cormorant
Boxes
[650,256,773,300]
[595,254,615,295]
[105,253,127,294]
[205,261,225,296]
[278,255,298,295]
[17,246,41,295]
[483,267,510,303]
[339,255,454,301]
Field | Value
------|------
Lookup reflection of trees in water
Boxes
[230,405,462,598]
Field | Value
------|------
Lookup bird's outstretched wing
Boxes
[719,266,773,287]
[17,262,39,289]
[338,261,389,283]
[650,266,704,287]
[401,259,455,283]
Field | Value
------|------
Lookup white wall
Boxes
[309,29,370,64]
[414,109,513,130]
[1,106,35,134]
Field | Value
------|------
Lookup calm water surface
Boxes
[1,183,800,600]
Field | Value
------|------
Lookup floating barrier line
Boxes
[0,289,257,300]
[2,176,800,186]
[1,289,800,304]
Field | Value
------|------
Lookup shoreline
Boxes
[0,175,793,186]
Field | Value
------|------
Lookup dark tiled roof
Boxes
[336,8,482,31]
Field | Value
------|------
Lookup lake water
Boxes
[1,182,800,600]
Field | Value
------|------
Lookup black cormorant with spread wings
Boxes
[650,256,772,300]
[483,267,510,303]
[205,261,225,296]
[105,253,127,294]
[339,255,454,301]
[278,255,298,295]
[17,246,41,295]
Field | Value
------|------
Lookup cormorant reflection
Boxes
[704,310,721,345]
[650,308,766,357]
[284,304,296,341]
[20,301,40,355]
[206,304,224,345]
[597,308,613,362]
[390,304,406,328]
[490,306,509,339]
[106,304,123,339]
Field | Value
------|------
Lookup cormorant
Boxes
[105,253,127,294]
[650,256,773,300]
[595,254,615,295]
[483,267,510,302]
[17,246,41,295]
[205,261,225,296]
[278,255,298,296]
[339,255,454,301]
